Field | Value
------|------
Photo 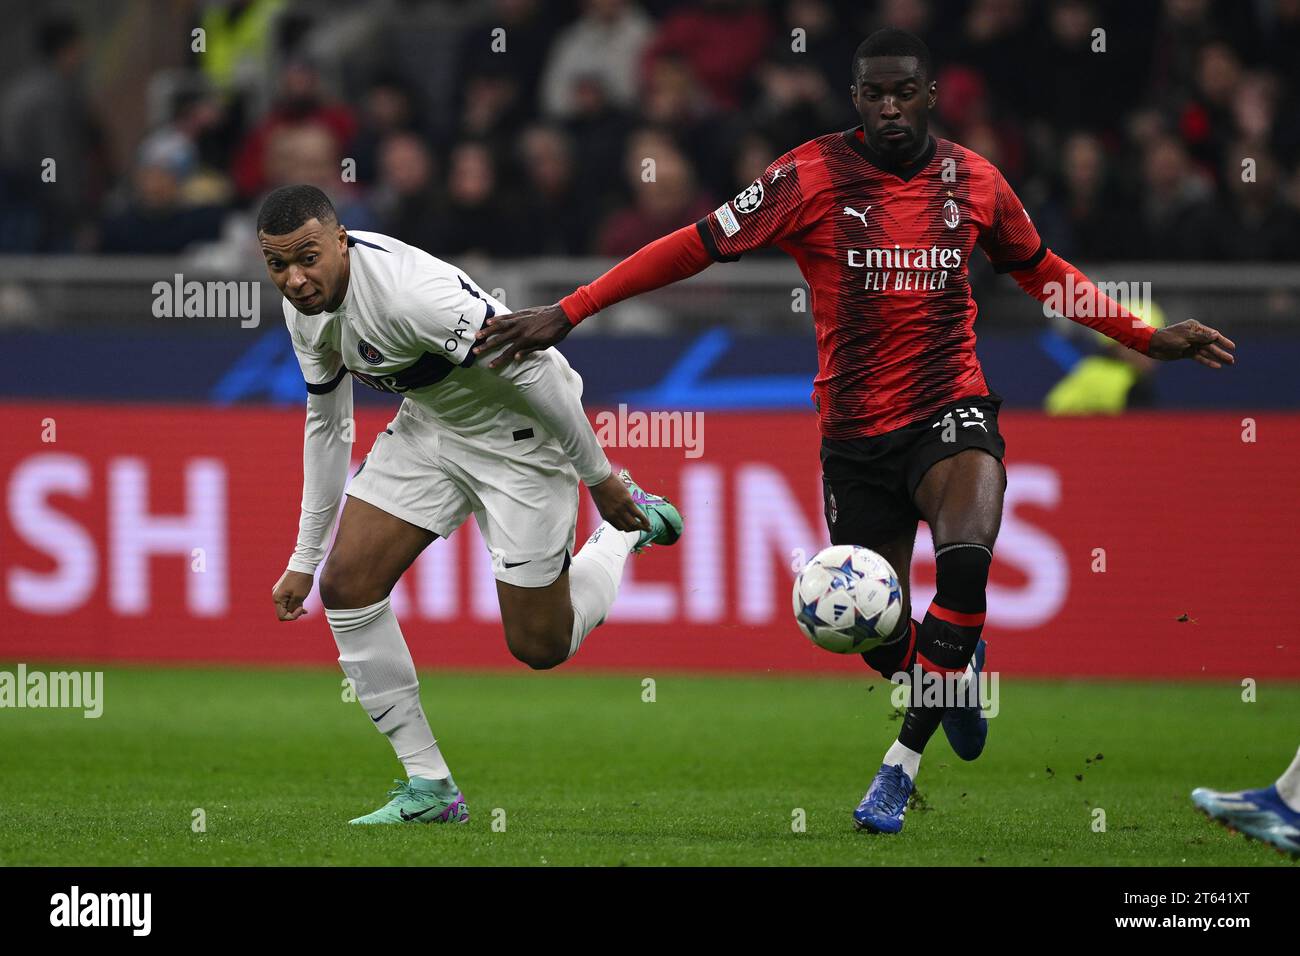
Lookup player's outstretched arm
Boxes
[981,169,1235,370]
[473,224,715,367]
[1008,250,1235,369]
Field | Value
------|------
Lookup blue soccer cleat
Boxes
[941,638,988,761]
[853,763,914,834]
[1191,784,1300,858]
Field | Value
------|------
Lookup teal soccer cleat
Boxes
[619,468,683,552]
[348,776,469,826]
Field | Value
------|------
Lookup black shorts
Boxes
[820,394,1006,545]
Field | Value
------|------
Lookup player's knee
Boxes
[505,626,569,670]
[511,642,569,671]
[319,557,383,610]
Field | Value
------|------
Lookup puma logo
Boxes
[843,205,872,228]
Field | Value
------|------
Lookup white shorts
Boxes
[346,401,580,587]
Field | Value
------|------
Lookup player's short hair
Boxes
[852,28,932,83]
[256,185,338,236]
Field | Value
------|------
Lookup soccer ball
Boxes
[792,545,903,654]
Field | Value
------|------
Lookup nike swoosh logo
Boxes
[502,559,531,568]
[371,705,395,723]
[399,805,439,821]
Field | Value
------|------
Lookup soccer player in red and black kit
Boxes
[475,29,1236,834]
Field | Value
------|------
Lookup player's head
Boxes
[850,28,936,158]
[257,184,348,315]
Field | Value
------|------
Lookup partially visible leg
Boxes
[319,496,435,608]
[857,526,933,787]
[318,496,452,784]
[1278,746,1300,811]
[495,469,681,670]
[821,455,919,678]
[497,569,578,670]
[857,524,919,679]
[496,519,649,669]
[1191,745,1300,857]
[820,455,930,818]
[564,518,642,659]
[897,449,1005,761]
[845,521,926,832]
[853,449,1004,833]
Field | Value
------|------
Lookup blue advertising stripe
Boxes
[0,329,1293,409]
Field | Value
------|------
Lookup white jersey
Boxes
[285,230,576,444]
[282,231,610,577]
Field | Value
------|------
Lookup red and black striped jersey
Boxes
[696,129,1044,438]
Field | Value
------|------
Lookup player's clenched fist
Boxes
[272,569,314,621]
[589,472,652,535]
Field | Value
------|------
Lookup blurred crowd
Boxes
[2,0,1299,262]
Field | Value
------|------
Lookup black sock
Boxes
[898,696,947,753]
[861,616,916,677]
[897,542,992,753]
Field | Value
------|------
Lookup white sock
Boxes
[566,522,638,660]
[325,598,450,782]
[883,739,923,780]
[1275,746,1300,812]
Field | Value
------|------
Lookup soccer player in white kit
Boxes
[259,186,683,825]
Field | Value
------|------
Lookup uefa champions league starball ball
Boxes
[791,545,903,654]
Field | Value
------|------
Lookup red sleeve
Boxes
[696,152,812,262]
[1010,250,1157,354]
[978,166,1046,272]
[975,163,1155,353]
[559,225,713,325]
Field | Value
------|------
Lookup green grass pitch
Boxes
[1,664,1296,866]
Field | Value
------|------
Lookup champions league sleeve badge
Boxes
[733,179,765,214]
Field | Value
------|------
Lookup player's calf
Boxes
[861,615,917,677]
[914,542,991,686]
[498,470,685,670]
[901,541,992,758]
[498,574,576,670]
[504,623,573,670]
